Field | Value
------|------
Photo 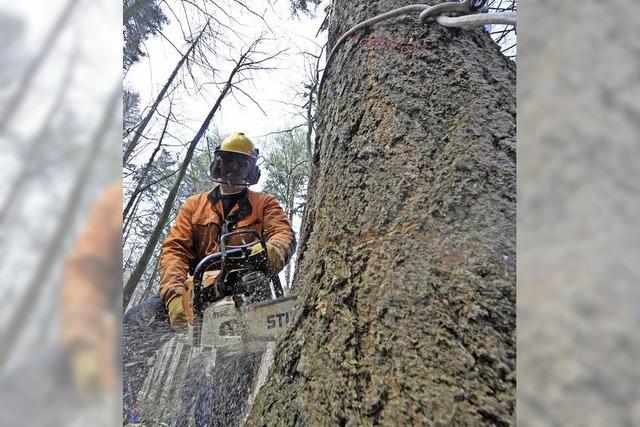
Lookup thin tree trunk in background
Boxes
[135,250,162,306]
[284,207,295,291]
[305,87,314,167]
[247,0,515,424]
[0,85,120,369]
[123,23,207,164]
[123,63,240,310]
[123,102,172,222]
[123,190,142,243]
[0,0,80,134]
[305,50,321,168]
[283,261,291,292]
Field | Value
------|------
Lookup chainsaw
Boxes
[189,229,297,351]
[133,230,297,424]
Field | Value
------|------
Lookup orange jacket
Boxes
[159,187,296,307]
[60,182,122,392]
[61,182,122,351]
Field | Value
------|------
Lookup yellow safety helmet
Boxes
[209,132,261,185]
[220,132,255,155]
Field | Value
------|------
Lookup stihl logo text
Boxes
[266,312,291,329]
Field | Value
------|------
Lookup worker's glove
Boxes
[251,242,285,274]
[168,296,187,330]
[67,313,116,396]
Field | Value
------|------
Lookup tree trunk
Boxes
[305,80,315,168]
[247,1,516,425]
[122,190,142,243]
[284,207,295,291]
[305,49,321,169]
[136,248,162,305]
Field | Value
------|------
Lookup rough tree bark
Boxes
[247,0,515,425]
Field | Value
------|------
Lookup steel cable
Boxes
[436,11,516,27]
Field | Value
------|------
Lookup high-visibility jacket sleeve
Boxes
[61,182,122,351]
[261,194,297,268]
[159,197,195,306]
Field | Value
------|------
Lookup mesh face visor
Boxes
[210,150,255,186]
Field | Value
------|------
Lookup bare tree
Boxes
[124,100,173,221]
[302,47,323,166]
[123,20,209,164]
[487,0,517,58]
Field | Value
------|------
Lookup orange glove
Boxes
[251,242,285,273]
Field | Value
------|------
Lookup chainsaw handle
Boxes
[219,230,263,288]
[224,231,282,297]
[196,229,262,287]
[220,229,261,249]
[220,230,282,297]
[193,248,242,286]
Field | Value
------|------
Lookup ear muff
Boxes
[247,148,261,185]
[208,145,222,181]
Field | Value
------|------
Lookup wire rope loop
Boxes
[435,11,516,28]
[418,0,473,24]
